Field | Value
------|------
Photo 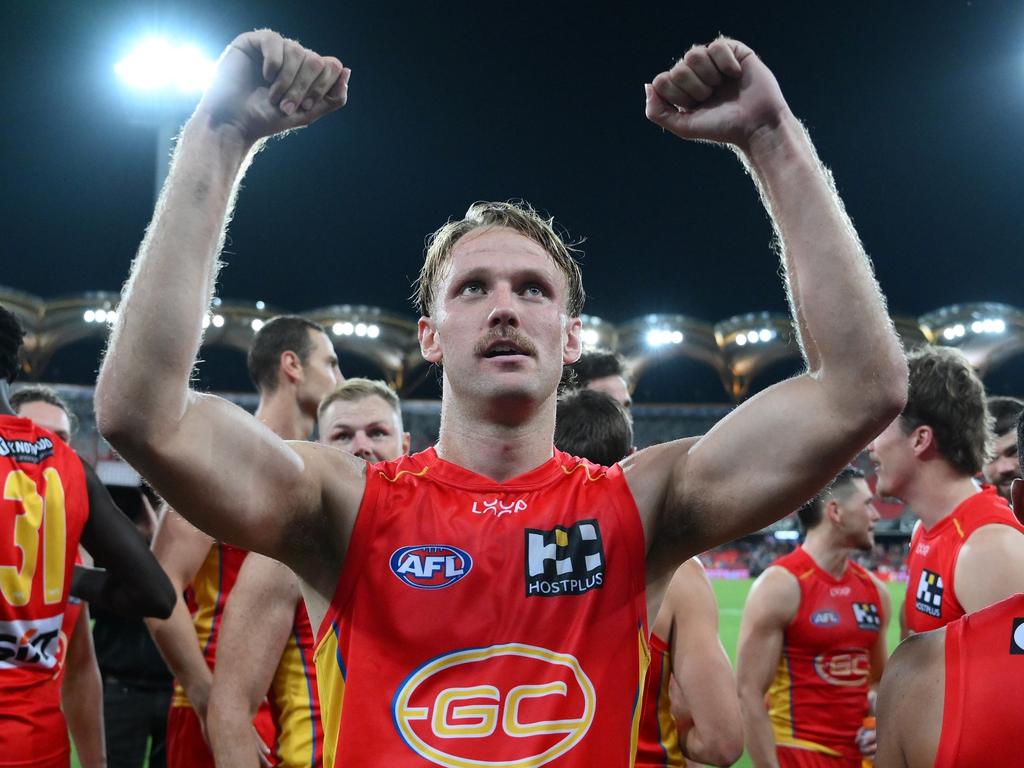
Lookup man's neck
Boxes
[435,390,557,483]
[801,532,850,580]
[901,462,980,530]
[0,383,13,417]
[254,388,314,441]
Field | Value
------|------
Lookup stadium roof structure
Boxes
[4,285,1023,400]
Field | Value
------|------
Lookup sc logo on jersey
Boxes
[392,643,596,767]
[813,650,870,687]
[390,545,473,590]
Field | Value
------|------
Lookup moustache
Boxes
[473,327,537,358]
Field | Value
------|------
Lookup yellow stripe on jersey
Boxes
[629,626,652,768]
[655,645,683,766]
[171,545,222,709]
[767,652,841,757]
[272,632,317,767]
[313,622,346,768]
[560,463,608,482]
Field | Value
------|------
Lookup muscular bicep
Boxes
[736,568,798,699]
[642,374,881,560]
[955,525,1024,614]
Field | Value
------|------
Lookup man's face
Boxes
[298,331,343,413]
[16,401,71,443]
[868,416,916,500]
[585,375,632,409]
[983,430,1020,501]
[832,478,880,551]
[418,227,582,408]
[319,395,409,462]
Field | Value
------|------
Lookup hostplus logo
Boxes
[524,520,604,597]
[853,602,881,631]
[914,569,943,618]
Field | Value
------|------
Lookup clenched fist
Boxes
[196,29,350,144]
[645,38,790,152]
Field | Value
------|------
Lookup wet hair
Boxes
[988,396,1024,438]
[554,388,633,466]
[10,385,78,435]
[247,315,325,393]
[900,346,993,476]
[414,201,585,318]
[0,305,25,384]
[796,467,866,531]
[317,378,402,427]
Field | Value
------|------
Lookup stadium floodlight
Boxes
[115,38,216,93]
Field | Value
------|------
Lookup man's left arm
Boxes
[857,575,892,760]
[955,524,1024,613]
[626,39,907,572]
[62,605,107,768]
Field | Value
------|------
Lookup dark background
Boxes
[5,1,1024,398]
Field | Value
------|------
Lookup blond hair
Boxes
[318,378,402,424]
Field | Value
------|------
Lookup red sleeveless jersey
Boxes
[904,487,1024,634]
[314,447,649,768]
[0,415,90,767]
[270,601,323,767]
[767,547,882,761]
[634,632,684,767]
[935,592,1024,767]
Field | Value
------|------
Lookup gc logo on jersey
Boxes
[524,520,604,597]
[390,545,473,590]
[915,570,943,618]
[392,643,596,768]
[0,615,63,670]
[1011,618,1024,655]
[853,603,881,631]
[813,650,870,687]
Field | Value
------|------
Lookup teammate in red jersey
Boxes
[868,347,1024,638]
[982,396,1023,502]
[0,306,174,768]
[208,379,410,768]
[146,316,341,768]
[738,469,889,768]
[874,412,1024,768]
[95,29,907,767]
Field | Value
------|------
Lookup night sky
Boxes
[5,1,1024,398]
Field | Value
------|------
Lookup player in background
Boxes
[563,350,632,409]
[0,306,174,768]
[11,386,105,768]
[146,316,341,768]
[94,30,907,766]
[207,378,409,767]
[868,347,1024,638]
[555,388,743,767]
[874,410,1024,768]
[737,469,889,768]
[982,396,1022,502]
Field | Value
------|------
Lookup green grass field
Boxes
[72,578,905,768]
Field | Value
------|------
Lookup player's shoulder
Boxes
[745,563,801,621]
[887,628,946,687]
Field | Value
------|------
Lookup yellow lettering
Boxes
[0,469,66,607]
[431,686,499,738]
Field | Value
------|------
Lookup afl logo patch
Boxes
[391,545,473,590]
[811,610,840,627]
[1011,618,1024,654]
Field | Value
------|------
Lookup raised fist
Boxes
[196,30,350,144]
[645,38,790,151]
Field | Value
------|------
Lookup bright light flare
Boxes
[115,38,216,93]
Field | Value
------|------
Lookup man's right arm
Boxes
[736,567,799,768]
[94,30,357,577]
[144,508,216,728]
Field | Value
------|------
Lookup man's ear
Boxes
[402,432,412,455]
[911,425,936,459]
[563,317,583,365]
[418,317,442,364]
[280,350,303,385]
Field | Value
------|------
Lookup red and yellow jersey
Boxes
[904,486,1024,634]
[270,601,323,767]
[634,632,684,767]
[51,551,86,687]
[0,415,90,767]
[171,541,248,708]
[935,592,1024,767]
[767,547,882,761]
[314,447,649,768]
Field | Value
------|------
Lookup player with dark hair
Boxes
[95,31,907,766]
[982,395,1023,501]
[738,469,889,768]
[563,349,632,408]
[869,347,1024,639]
[10,386,79,442]
[146,314,340,768]
[875,409,1024,767]
[555,388,634,466]
[0,304,174,768]
[208,379,409,767]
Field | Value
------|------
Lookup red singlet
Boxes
[935,592,1024,767]
[0,415,89,768]
[767,547,881,763]
[904,486,1024,634]
[314,447,649,768]
[634,632,684,767]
